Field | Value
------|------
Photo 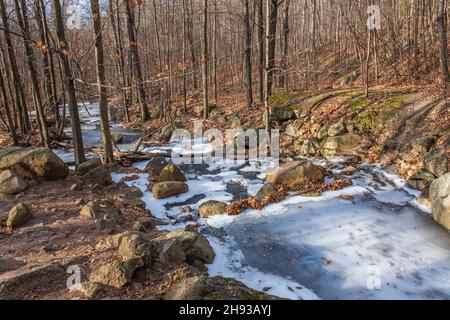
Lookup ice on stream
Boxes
[61,104,450,300]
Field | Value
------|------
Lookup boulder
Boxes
[424,150,449,178]
[117,232,153,266]
[0,170,27,195]
[144,156,168,177]
[410,136,435,154]
[158,123,178,141]
[327,122,347,137]
[71,282,101,299]
[80,200,122,222]
[0,147,68,180]
[164,276,278,300]
[163,230,215,264]
[255,182,277,202]
[317,127,329,140]
[320,133,362,159]
[406,169,436,190]
[82,166,112,186]
[266,161,325,191]
[198,200,228,218]
[157,164,186,183]
[429,173,450,230]
[284,124,298,138]
[89,259,143,288]
[229,113,242,129]
[6,203,32,228]
[159,239,186,265]
[299,139,320,156]
[271,106,296,122]
[152,181,189,199]
[77,158,102,176]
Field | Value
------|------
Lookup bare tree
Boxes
[243,0,253,108]
[202,0,209,119]
[437,0,449,84]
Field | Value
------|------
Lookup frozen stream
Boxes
[57,103,450,300]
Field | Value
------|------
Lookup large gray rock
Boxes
[162,230,215,264]
[117,232,153,266]
[266,161,325,191]
[411,136,435,154]
[298,139,320,156]
[152,181,189,199]
[164,276,279,300]
[406,169,436,190]
[80,200,122,222]
[144,156,168,177]
[0,170,27,195]
[157,164,186,183]
[77,158,102,176]
[255,182,277,202]
[320,133,362,159]
[6,203,32,228]
[89,259,143,288]
[327,122,347,137]
[0,147,68,180]
[424,150,449,178]
[198,200,228,218]
[429,173,450,230]
[82,166,112,186]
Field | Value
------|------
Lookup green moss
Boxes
[269,92,298,110]
[352,94,406,130]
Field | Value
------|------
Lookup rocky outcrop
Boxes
[266,161,325,191]
[320,133,362,159]
[0,147,68,180]
[198,200,228,218]
[6,203,32,228]
[298,139,320,156]
[157,164,186,183]
[0,170,27,195]
[271,106,296,122]
[429,173,450,230]
[164,276,279,300]
[152,181,189,199]
[424,150,448,178]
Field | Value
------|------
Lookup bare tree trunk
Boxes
[51,0,85,165]
[213,0,218,101]
[266,0,280,96]
[365,29,372,97]
[90,0,113,163]
[0,0,30,133]
[0,64,18,145]
[243,0,253,108]
[182,0,188,111]
[187,0,198,90]
[125,0,150,121]
[202,0,209,119]
[15,0,50,148]
[437,0,449,84]
[257,0,265,103]
[280,0,291,88]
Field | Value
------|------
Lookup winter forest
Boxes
[0,0,449,302]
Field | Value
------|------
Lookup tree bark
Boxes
[243,0,253,108]
[202,0,209,119]
[51,0,85,165]
[437,0,449,84]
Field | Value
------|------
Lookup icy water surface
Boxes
[56,103,450,300]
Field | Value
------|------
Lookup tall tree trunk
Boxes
[0,0,30,133]
[182,0,188,111]
[280,0,291,88]
[266,0,280,96]
[35,0,59,127]
[257,0,265,103]
[213,0,218,101]
[187,0,198,90]
[15,0,50,148]
[90,0,114,163]
[243,0,253,108]
[51,0,85,165]
[437,0,449,84]
[202,0,209,119]
[0,63,18,145]
[124,0,150,121]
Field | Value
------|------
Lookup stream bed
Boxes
[57,103,450,300]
